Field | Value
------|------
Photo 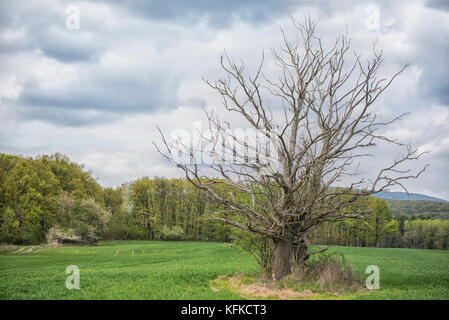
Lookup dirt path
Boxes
[10,246,42,255]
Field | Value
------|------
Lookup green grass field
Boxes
[1,241,448,300]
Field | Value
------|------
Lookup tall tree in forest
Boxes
[367,198,395,246]
[131,178,153,239]
[156,18,427,280]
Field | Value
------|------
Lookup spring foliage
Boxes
[0,152,447,251]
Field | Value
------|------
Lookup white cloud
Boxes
[0,0,448,199]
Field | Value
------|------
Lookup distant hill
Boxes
[372,191,449,219]
[372,191,448,203]
[385,199,449,220]
[328,188,449,219]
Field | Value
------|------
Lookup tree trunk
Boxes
[296,242,307,264]
[271,239,295,280]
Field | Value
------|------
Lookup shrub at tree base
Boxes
[296,253,363,293]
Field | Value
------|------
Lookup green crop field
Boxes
[1,241,448,300]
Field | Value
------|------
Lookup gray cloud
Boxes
[0,1,182,124]
[37,29,103,63]
[17,106,118,127]
[18,71,179,113]
[94,0,299,27]
[425,0,449,11]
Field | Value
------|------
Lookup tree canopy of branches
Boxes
[156,18,427,280]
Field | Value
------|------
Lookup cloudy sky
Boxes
[1,0,448,200]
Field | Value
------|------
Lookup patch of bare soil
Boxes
[210,274,316,300]
[240,283,315,299]
[10,246,43,254]
[0,244,17,253]
[0,244,16,250]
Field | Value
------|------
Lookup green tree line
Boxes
[1,153,448,250]
[0,153,104,243]
[103,177,233,242]
[313,198,449,250]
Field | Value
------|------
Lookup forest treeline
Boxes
[313,201,449,250]
[0,153,231,244]
[0,153,448,250]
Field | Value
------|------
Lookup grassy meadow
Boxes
[0,241,448,300]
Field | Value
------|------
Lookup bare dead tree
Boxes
[154,18,428,280]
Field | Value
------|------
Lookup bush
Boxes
[46,225,99,245]
[160,225,185,241]
[298,252,363,293]
[46,194,111,245]
[232,230,272,273]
